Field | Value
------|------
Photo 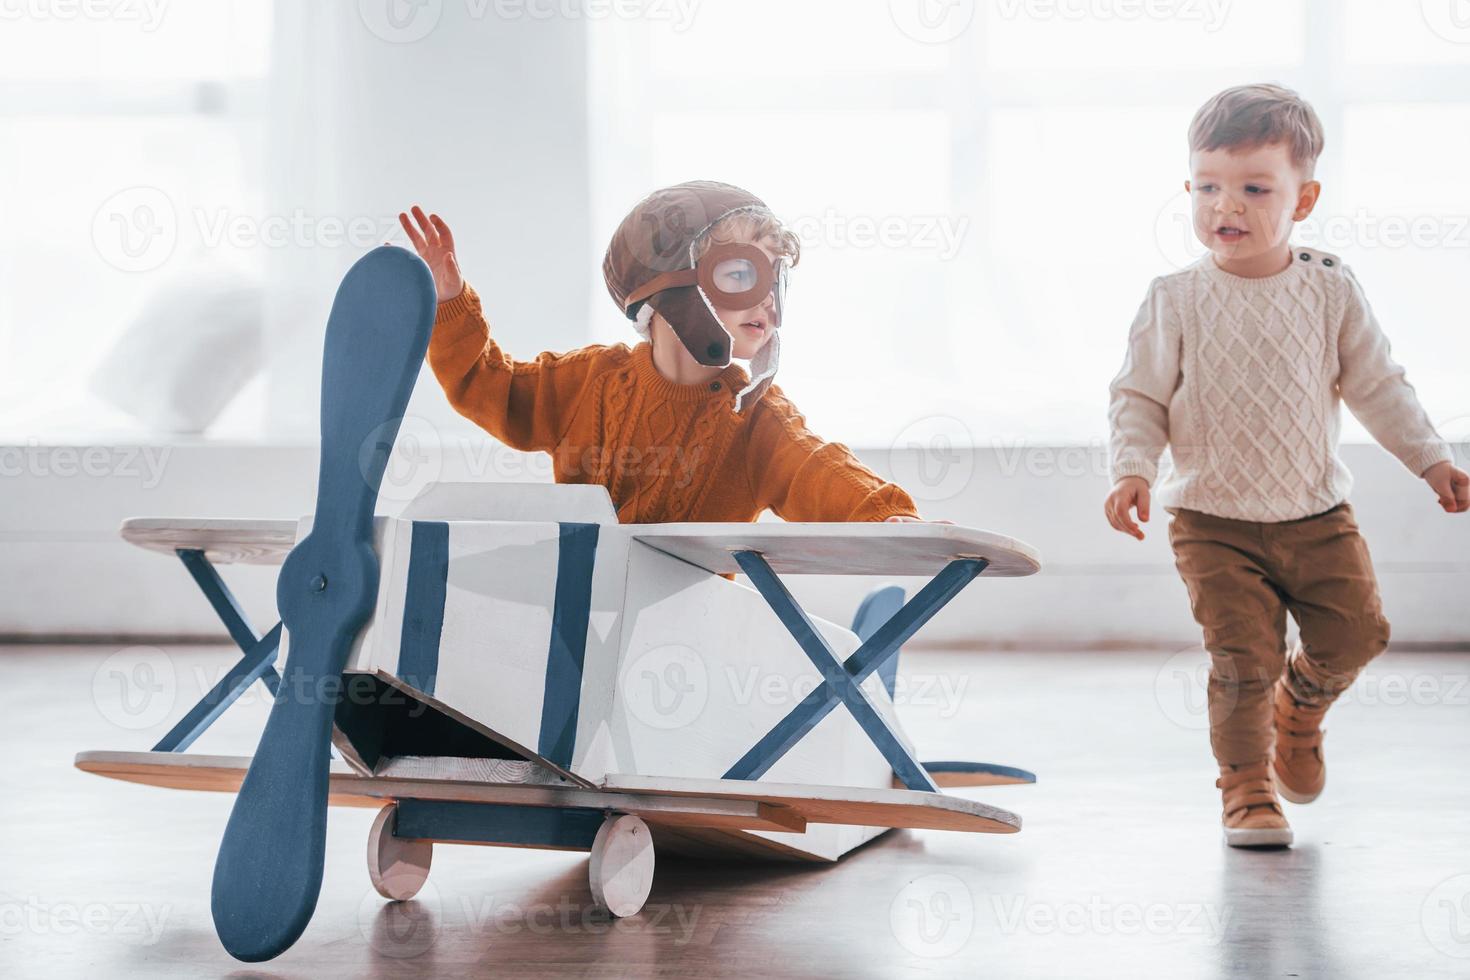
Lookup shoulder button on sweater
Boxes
[1295,247,1341,270]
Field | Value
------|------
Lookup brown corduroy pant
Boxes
[1167,502,1391,768]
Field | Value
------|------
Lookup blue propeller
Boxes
[210,246,437,962]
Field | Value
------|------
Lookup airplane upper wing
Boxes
[120,517,298,565]
[626,522,1041,577]
[119,516,1043,578]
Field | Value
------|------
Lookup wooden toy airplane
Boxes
[75,247,1042,963]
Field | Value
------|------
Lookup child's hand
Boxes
[398,205,463,303]
[1423,460,1470,513]
[1105,476,1151,540]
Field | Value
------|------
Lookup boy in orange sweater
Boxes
[399,181,926,525]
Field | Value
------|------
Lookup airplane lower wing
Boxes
[75,749,1019,841]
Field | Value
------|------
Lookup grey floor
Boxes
[2,643,1468,979]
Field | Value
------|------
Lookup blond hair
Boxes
[1189,83,1325,176]
[694,209,801,266]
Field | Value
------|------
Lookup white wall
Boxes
[2,440,1464,648]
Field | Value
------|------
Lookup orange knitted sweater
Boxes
[427,285,920,525]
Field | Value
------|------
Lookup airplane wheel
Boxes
[367,803,432,901]
[588,813,654,917]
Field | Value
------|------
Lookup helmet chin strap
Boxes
[734,327,779,413]
[633,301,656,339]
[635,302,780,413]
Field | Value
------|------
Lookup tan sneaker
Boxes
[1217,763,1293,848]
[1272,680,1328,804]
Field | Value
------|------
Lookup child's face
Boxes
[709,234,783,360]
[1185,142,1320,269]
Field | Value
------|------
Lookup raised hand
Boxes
[398,205,463,302]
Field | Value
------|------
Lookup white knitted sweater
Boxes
[1108,247,1451,522]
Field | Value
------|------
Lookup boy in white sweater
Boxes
[1105,84,1469,848]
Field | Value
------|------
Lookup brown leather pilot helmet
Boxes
[602,180,789,411]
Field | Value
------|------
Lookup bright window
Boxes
[0,1,270,436]
[589,0,1469,447]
